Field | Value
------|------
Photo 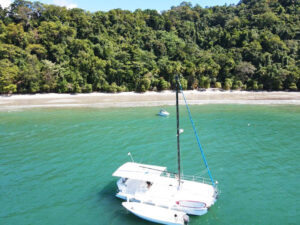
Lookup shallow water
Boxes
[0,105,299,225]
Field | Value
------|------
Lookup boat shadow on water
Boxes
[97,181,118,204]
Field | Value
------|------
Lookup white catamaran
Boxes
[112,76,218,225]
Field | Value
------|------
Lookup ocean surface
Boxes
[0,105,299,225]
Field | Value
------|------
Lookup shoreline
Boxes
[1,90,300,111]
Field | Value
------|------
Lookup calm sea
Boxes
[0,105,299,225]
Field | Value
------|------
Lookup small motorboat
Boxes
[158,109,170,117]
[122,202,189,225]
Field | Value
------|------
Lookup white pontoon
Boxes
[122,202,189,225]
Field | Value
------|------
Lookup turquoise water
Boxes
[1,105,299,225]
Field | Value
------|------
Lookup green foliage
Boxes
[235,62,256,83]
[246,79,259,90]
[137,77,151,92]
[157,77,170,91]
[26,44,47,59]
[252,81,259,90]
[102,82,125,93]
[180,77,188,90]
[232,80,243,90]
[199,76,211,89]
[289,83,297,91]
[0,59,19,94]
[215,82,222,89]
[0,0,299,94]
[224,78,233,90]
[83,84,93,93]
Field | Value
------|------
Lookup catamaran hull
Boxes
[116,192,209,216]
[129,211,183,225]
[122,202,187,225]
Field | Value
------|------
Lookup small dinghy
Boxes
[158,109,170,117]
[122,202,189,225]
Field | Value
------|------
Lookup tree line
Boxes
[0,0,299,94]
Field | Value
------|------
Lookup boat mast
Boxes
[176,75,181,187]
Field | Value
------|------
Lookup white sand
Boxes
[1,90,300,111]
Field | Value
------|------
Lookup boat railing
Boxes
[160,171,211,185]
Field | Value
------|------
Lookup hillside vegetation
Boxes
[0,0,299,94]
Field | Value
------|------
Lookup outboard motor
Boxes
[183,214,189,225]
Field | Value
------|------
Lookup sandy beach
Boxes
[1,90,300,111]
